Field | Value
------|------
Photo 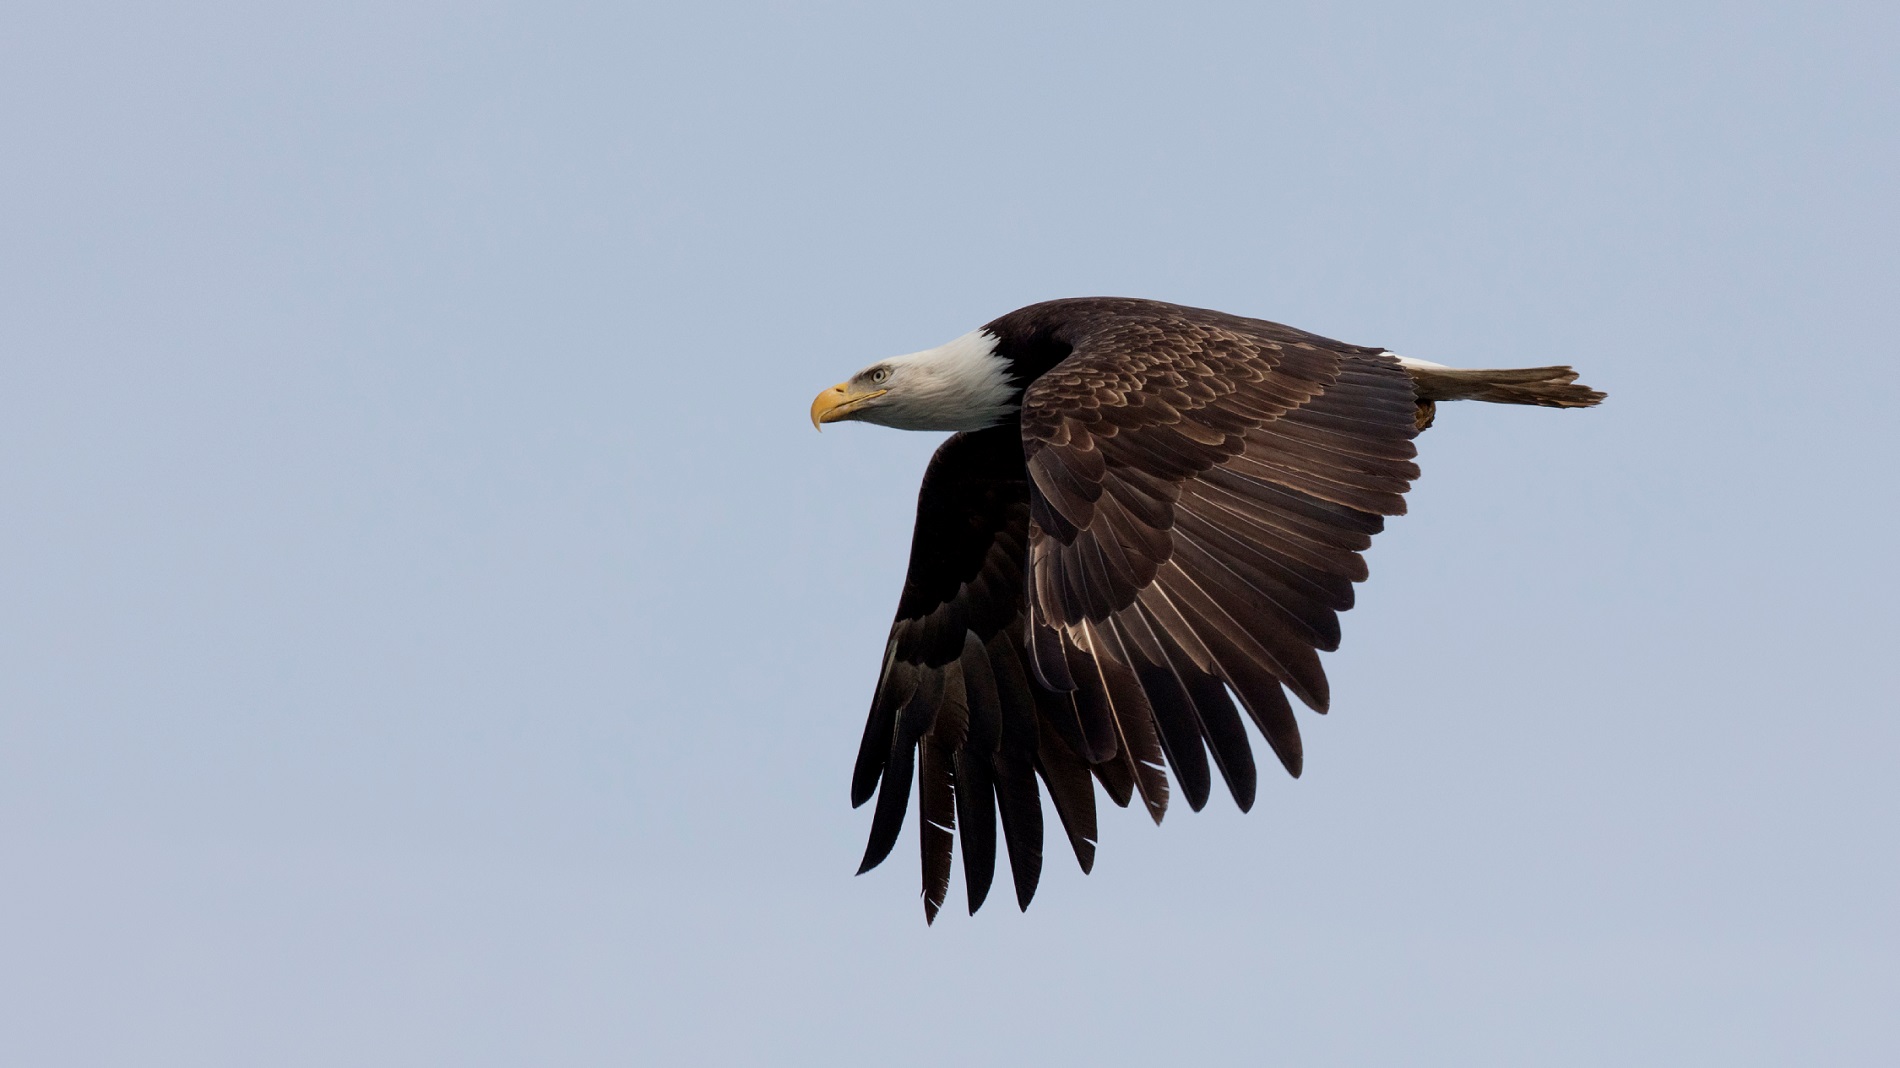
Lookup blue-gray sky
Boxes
[2,2,1895,1064]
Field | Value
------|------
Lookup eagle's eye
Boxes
[870,367,891,384]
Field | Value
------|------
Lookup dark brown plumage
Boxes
[835,298,1602,921]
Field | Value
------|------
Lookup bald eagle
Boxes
[811,297,1604,922]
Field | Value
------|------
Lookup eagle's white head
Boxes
[810,329,1019,432]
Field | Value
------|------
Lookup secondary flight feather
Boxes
[810,297,1604,922]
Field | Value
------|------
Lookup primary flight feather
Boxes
[810,297,1604,922]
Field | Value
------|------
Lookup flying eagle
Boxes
[810,297,1604,922]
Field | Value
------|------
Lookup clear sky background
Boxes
[2,2,1895,1064]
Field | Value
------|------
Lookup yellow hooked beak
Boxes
[809,382,887,429]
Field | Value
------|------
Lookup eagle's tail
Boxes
[1394,357,1605,431]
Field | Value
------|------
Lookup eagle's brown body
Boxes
[812,298,1604,920]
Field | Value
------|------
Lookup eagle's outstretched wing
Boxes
[853,302,1420,920]
[1018,303,1421,815]
[850,427,1099,923]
